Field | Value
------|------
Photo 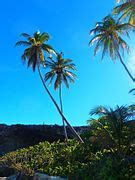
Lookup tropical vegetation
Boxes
[114,0,135,27]
[0,0,135,179]
[45,52,76,141]
[0,105,134,178]
[89,15,134,82]
[16,31,83,143]
[88,105,135,151]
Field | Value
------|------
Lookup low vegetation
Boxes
[0,105,134,179]
[1,0,135,179]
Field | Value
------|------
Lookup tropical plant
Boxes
[15,31,56,71]
[16,31,83,143]
[0,140,89,177]
[88,105,135,151]
[114,0,135,27]
[0,139,134,179]
[89,15,135,82]
[45,52,77,141]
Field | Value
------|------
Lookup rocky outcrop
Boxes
[0,124,89,156]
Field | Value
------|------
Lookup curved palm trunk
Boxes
[117,50,135,82]
[59,84,68,141]
[37,65,84,143]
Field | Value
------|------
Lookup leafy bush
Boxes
[0,140,134,179]
[1,106,134,178]
[0,140,89,176]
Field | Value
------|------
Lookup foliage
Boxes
[0,138,134,179]
[88,105,135,150]
[0,140,89,176]
[89,14,135,82]
[3,1,135,179]
[16,31,56,71]
[0,104,134,178]
[89,15,130,60]
[45,52,76,90]
[45,52,77,140]
[114,0,135,27]
[16,31,83,143]
[73,150,135,180]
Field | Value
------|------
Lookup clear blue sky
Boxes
[0,0,134,126]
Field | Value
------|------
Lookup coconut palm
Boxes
[45,52,77,141]
[89,105,135,150]
[114,0,135,27]
[15,32,56,71]
[89,15,135,82]
[16,31,83,143]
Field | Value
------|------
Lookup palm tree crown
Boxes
[16,31,55,71]
[89,105,135,148]
[45,53,76,89]
[90,105,135,121]
[89,15,135,82]
[114,0,135,27]
[89,15,130,60]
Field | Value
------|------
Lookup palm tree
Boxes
[88,105,135,150]
[89,15,135,82]
[114,0,135,27]
[16,31,84,143]
[45,52,77,141]
[16,32,56,71]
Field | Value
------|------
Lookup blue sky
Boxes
[0,0,134,126]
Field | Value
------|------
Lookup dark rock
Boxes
[0,124,89,155]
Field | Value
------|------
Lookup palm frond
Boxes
[15,41,31,47]
[21,33,31,38]
[66,71,77,79]
[54,75,61,90]
[102,39,109,59]
[114,1,135,27]
[129,11,135,26]
[129,88,135,95]
[40,32,50,42]
[90,106,109,116]
[62,74,69,88]
[45,71,55,82]
[64,64,76,71]
[42,44,56,55]
[27,52,37,71]
[89,35,101,46]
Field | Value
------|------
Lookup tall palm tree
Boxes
[45,52,77,141]
[114,0,135,27]
[16,31,83,143]
[89,15,135,82]
[89,105,135,150]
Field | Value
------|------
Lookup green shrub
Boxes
[0,140,134,179]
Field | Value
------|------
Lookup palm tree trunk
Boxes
[37,65,84,143]
[59,84,68,141]
[117,50,135,82]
